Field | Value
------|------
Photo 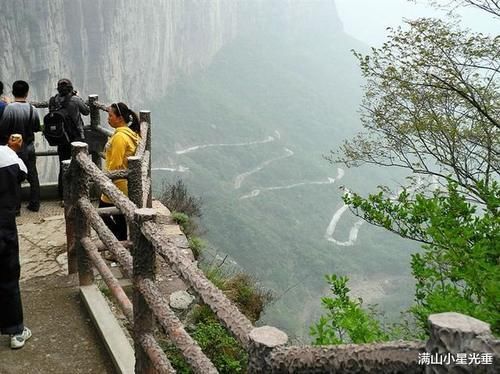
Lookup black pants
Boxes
[99,200,128,241]
[18,143,40,209]
[57,143,72,199]
[0,215,24,335]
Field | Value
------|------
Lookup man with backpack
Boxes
[46,79,89,201]
[0,80,41,214]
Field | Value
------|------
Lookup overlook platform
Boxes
[2,98,496,373]
[0,202,115,373]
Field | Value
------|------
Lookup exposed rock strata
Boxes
[0,0,342,104]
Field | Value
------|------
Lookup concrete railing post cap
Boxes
[249,326,288,347]
[429,312,491,334]
[134,208,156,221]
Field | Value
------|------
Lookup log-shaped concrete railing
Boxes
[59,98,499,374]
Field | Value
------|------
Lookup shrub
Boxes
[192,321,247,373]
[171,211,189,226]
[171,211,198,237]
[310,274,388,345]
[165,305,248,373]
[204,266,273,323]
[188,236,204,260]
[224,273,273,323]
[160,179,202,218]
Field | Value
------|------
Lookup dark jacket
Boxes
[0,145,27,334]
[0,146,27,216]
[0,101,6,119]
[49,93,90,141]
[0,102,40,145]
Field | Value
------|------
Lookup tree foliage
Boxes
[310,274,388,345]
[427,0,500,17]
[346,180,499,334]
[324,4,499,340]
[328,17,499,205]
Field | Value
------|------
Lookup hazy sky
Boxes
[335,0,498,47]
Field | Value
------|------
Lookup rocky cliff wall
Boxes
[0,0,342,105]
[0,0,240,104]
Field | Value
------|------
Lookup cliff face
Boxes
[0,0,240,104]
[0,0,342,104]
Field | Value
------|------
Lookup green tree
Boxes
[310,274,388,345]
[328,17,499,205]
[345,180,499,335]
[327,3,499,338]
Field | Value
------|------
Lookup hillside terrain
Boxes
[150,27,417,337]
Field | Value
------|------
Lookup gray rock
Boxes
[169,290,194,310]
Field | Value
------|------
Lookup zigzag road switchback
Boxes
[152,165,190,172]
[324,188,364,247]
[324,174,432,247]
[239,167,345,200]
[234,148,294,189]
[175,132,279,155]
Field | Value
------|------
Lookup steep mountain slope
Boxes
[0,0,419,338]
[150,27,417,337]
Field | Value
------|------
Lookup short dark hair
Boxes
[57,78,73,96]
[12,80,29,97]
[0,81,3,95]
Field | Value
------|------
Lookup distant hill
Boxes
[149,17,418,338]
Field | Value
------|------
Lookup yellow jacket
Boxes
[101,126,140,203]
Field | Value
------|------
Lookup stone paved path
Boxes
[18,214,68,281]
[0,201,115,373]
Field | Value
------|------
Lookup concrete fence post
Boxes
[88,94,102,170]
[426,312,499,373]
[62,159,76,274]
[140,110,152,208]
[128,155,143,209]
[132,208,157,373]
[248,326,288,373]
[88,94,100,130]
[70,142,94,286]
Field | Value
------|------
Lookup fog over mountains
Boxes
[1,0,422,338]
[148,2,419,337]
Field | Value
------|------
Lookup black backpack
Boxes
[43,96,74,146]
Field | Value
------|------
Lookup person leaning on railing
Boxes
[48,79,90,203]
[100,102,140,241]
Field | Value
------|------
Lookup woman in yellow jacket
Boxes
[100,102,141,240]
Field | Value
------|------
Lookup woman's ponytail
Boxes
[128,109,140,134]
